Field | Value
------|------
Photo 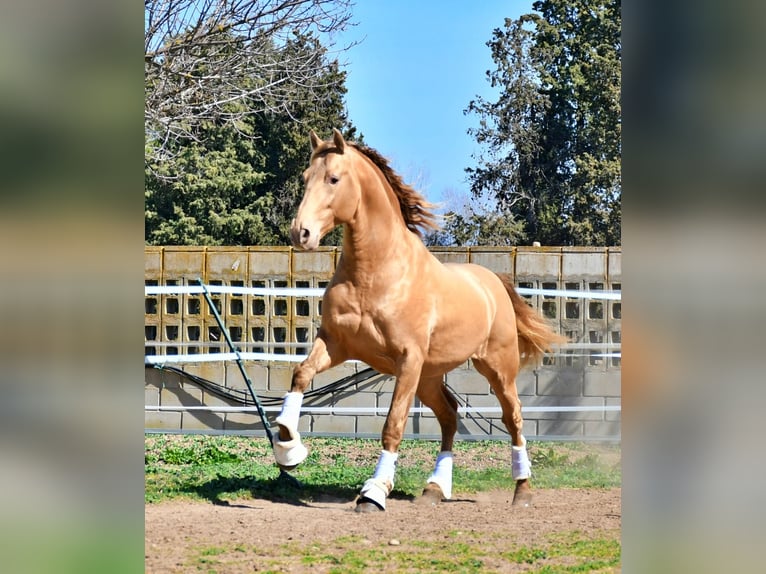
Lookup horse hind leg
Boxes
[416,377,459,506]
[472,357,534,507]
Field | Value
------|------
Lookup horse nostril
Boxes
[300,228,310,242]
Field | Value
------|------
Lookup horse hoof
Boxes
[416,483,445,506]
[512,479,533,507]
[277,463,299,472]
[355,497,385,513]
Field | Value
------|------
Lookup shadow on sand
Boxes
[191,471,417,508]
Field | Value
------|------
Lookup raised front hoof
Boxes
[277,424,292,442]
[416,483,445,506]
[272,425,308,470]
[355,497,385,513]
[512,479,533,507]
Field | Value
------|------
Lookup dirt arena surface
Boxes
[145,487,621,572]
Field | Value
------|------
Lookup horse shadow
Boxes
[190,470,415,508]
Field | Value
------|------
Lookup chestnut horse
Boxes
[273,129,565,512]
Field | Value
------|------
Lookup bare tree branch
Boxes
[145,0,354,163]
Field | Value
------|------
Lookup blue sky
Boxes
[331,1,530,207]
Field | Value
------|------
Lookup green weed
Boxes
[176,529,619,573]
[145,435,620,503]
[502,531,621,573]
[505,546,549,563]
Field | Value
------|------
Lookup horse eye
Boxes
[329,175,340,185]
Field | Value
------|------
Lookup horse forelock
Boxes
[310,142,343,161]
[347,142,440,237]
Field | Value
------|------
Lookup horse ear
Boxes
[332,128,346,153]
[309,130,322,151]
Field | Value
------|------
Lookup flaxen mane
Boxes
[350,142,440,237]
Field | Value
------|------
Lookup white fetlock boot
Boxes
[273,392,308,468]
[358,450,398,511]
[511,437,532,480]
[426,451,454,499]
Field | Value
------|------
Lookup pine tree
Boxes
[145,32,358,245]
[466,0,621,246]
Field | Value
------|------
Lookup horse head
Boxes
[290,128,359,250]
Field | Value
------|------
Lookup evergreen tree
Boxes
[425,206,525,247]
[466,0,621,246]
[145,32,358,245]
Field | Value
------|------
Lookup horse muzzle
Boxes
[290,220,319,250]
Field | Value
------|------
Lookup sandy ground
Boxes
[145,487,621,572]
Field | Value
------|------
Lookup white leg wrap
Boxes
[273,392,308,467]
[372,450,398,484]
[275,392,303,431]
[359,478,391,510]
[426,451,454,499]
[359,450,398,509]
[511,438,532,480]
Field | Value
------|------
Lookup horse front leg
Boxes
[273,330,345,470]
[356,350,423,513]
[415,378,458,505]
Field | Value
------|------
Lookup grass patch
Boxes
[502,530,621,572]
[145,435,620,504]
[186,530,620,573]
[279,536,487,573]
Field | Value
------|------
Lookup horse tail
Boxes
[498,274,568,369]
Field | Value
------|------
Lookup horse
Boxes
[272,129,565,512]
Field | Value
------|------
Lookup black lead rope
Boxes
[197,278,300,487]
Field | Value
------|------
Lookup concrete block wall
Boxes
[145,246,621,441]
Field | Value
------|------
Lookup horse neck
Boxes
[339,160,421,277]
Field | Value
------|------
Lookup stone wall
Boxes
[145,246,621,441]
